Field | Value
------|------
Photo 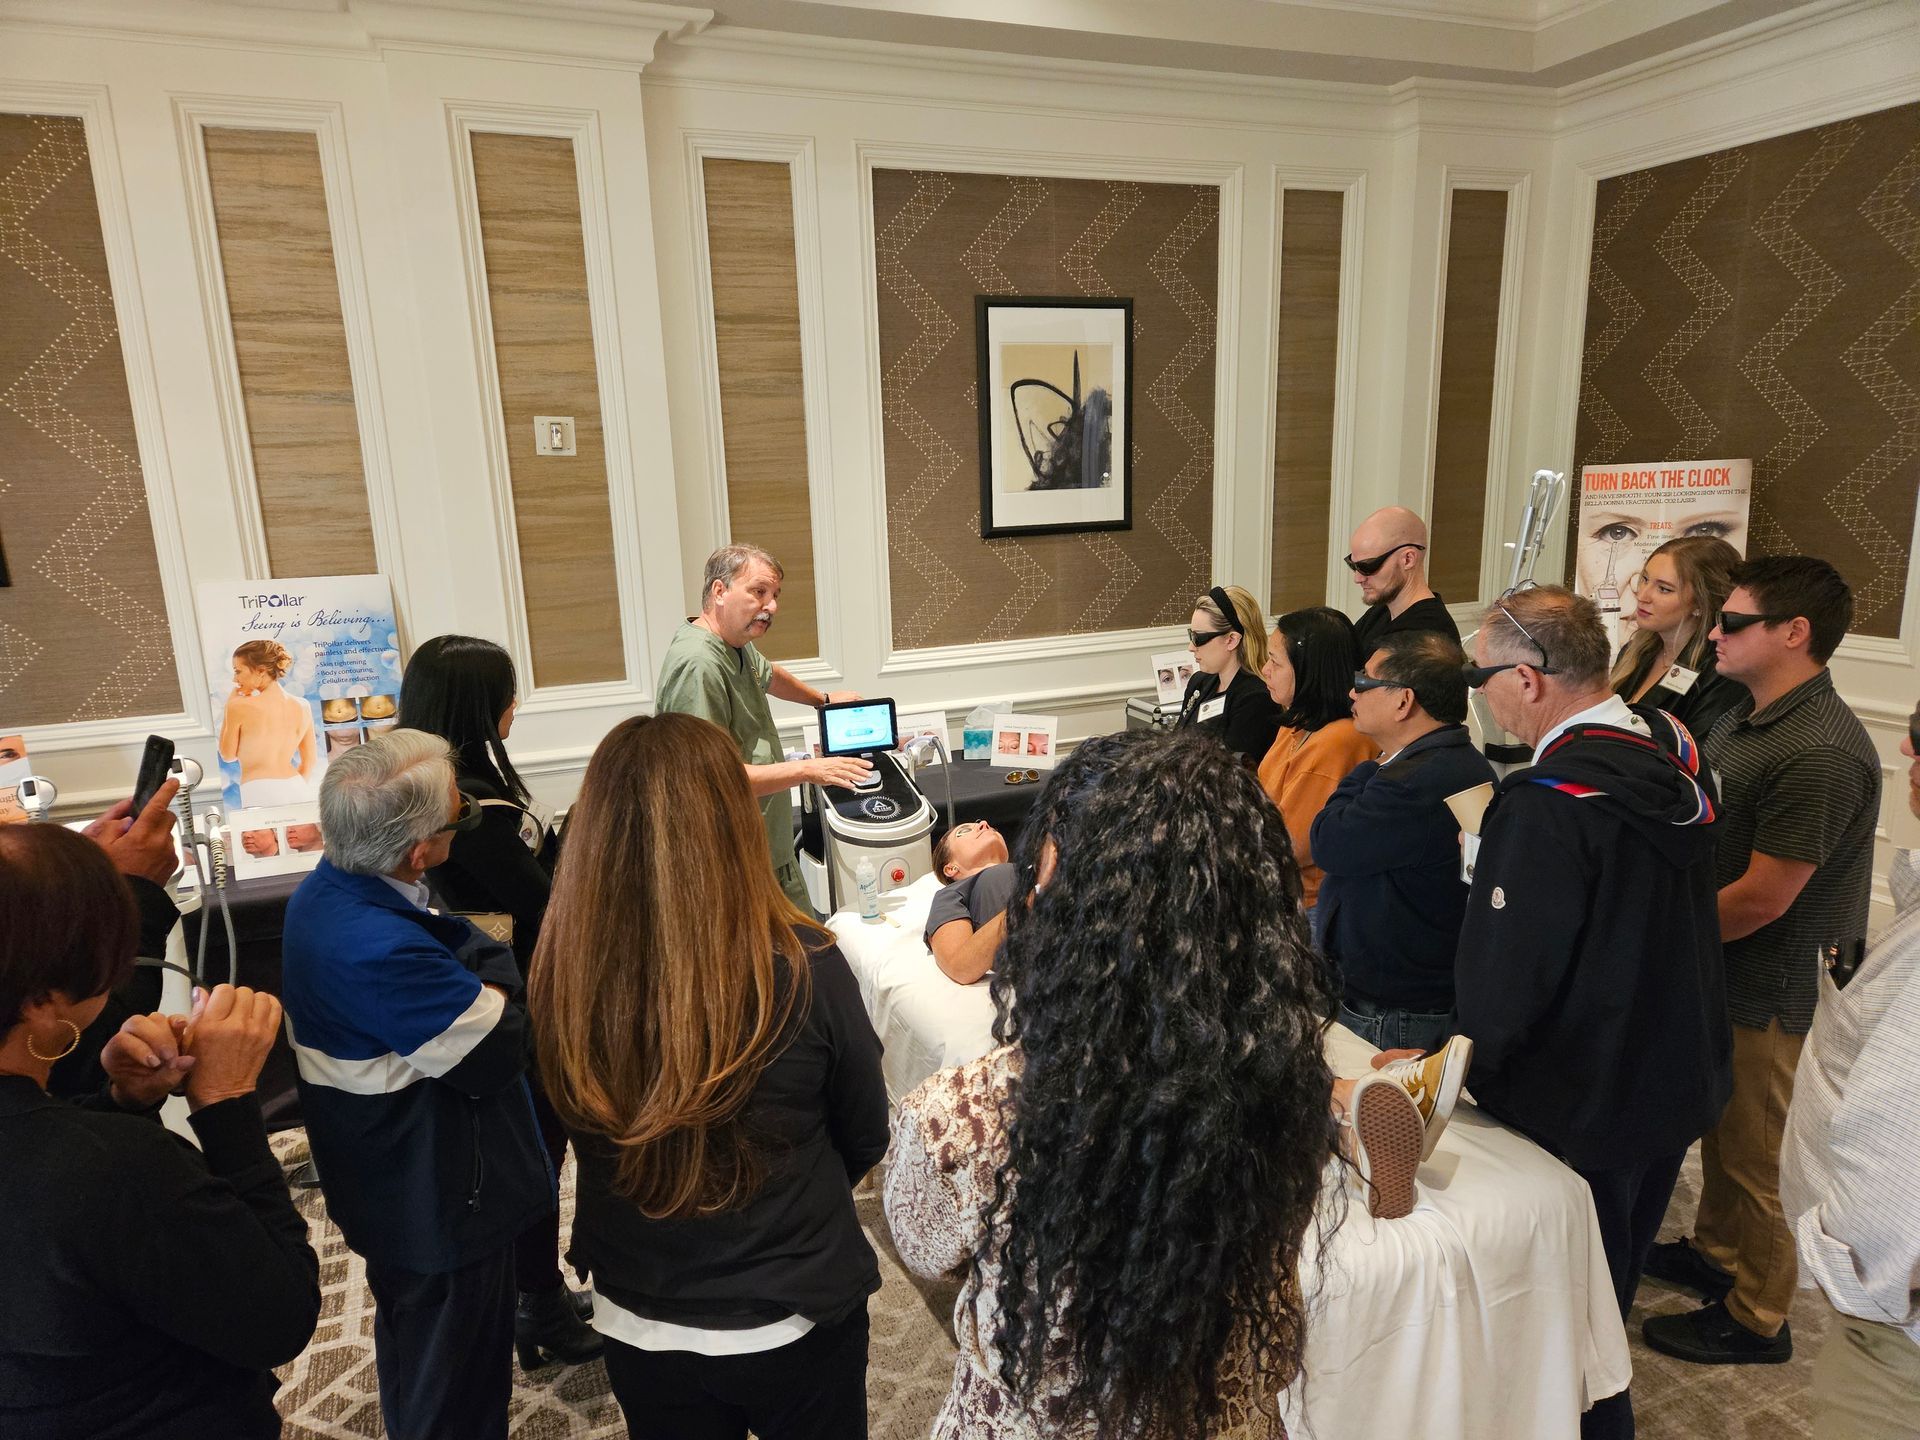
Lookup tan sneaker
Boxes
[1348,1073,1424,1220]
[1378,1035,1473,1159]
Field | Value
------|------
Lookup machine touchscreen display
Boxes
[820,700,898,756]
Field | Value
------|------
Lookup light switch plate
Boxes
[533,415,576,456]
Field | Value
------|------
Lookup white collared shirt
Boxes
[377,873,432,911]
[1779,848,1920,1342]
[1531,693,1647,765]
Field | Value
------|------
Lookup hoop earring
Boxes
[25,1019,82,1063]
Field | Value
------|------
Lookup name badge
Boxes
[1461,831,1482,886]
[1197,696,1227,722]
[1660,664,1700,697]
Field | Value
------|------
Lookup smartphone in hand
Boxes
[130,734,176,814]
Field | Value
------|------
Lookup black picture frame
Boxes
[975,295,1134,539]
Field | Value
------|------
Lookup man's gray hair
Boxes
[318,728,455,876]
[1480,585,1611,688]
[701,544,783,605]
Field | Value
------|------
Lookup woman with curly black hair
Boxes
[885,728,1344,1439]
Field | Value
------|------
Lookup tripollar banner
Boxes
[1573,458,1752,636]
[195,575,401,877]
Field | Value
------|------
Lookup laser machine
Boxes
[796,699,940,915]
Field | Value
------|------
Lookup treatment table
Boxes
[828,875,1633,1440]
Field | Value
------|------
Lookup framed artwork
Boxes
[976,296,1133,538]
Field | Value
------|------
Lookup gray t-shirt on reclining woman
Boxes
[924,862,1021,952]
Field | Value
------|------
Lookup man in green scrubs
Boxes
[657,544,871,912]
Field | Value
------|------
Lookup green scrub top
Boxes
[655,620,809,909]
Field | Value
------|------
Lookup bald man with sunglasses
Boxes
[1346,507,1462,659]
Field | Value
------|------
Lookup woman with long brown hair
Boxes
[1609,534,1746,750]
[532,712,887,1439]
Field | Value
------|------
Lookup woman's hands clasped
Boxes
[99,984,283,1113]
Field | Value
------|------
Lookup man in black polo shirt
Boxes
[1346,506,1462,658]
[1644,557,1880,1366]
[1312,631,1494,1053]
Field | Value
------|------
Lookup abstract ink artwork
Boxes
[976,297,1133,537]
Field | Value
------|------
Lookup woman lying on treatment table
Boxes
[925,820,1015,985]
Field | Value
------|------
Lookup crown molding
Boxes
[1552,0,1903,119]
[647,25,1405,138]
[0,0,712,70]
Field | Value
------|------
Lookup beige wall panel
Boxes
[873,169,1220,647]
[203,126,376,578]
[1429,189,1508,603]
[702,157,817,662]
[470,132,622,688]
[0,114,181,725]
[1271,188,1343,617]
[1572,101,1920,637]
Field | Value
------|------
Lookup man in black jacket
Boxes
[1313,632,1493,1053]
[1456,587,1731,1440]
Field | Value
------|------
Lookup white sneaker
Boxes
[1378,1035,1473,1159]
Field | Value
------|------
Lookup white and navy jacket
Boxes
[281,859,554,1274]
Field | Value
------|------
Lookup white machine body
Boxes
[799,750,937,915]
[798,710,940,925]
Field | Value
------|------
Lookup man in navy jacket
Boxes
[1456,587,1730,1440]
[282,729,552,1440]
[1312,631,1493,1053]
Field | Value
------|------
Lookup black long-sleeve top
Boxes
[0,1081,319,1439]
[427,770,555,974]
[570,940,889,1329]
[1174,666,1285,766]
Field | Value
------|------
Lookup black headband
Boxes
[1208,586,1245,635]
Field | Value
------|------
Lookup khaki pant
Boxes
[1695,1017,1804,1337]
[1813,1316,1920,1440]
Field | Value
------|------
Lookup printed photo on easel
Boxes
[989,713,1059,771]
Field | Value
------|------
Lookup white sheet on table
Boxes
[826,874,996,1104]
[830,889,1633,1440]
[1280,1026,1631,1440]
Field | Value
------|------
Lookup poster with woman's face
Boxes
[1574,459,1751,637]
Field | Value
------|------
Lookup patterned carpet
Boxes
[269,1135,1827,1439]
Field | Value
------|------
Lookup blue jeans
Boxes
[1337,995,1452,1055]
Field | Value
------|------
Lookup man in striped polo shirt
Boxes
[1644,556,1880,1366]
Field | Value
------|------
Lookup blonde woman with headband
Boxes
[218,639,317,809]
[1175,584,1285,765]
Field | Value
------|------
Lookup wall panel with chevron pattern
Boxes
[0,114,181,726]
[873,169,1219,649]
[1572,100,1920,638]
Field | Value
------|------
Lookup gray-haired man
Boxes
[282,729,553,1440]
[658,543,872,912]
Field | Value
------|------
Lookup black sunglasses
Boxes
[1343,542,1425,577]
[440,790,484,834]
[1351,672,1409,693]
[1717,609,1794,634]
[1462,602,1560,688]
[1187,628,1232,647]
[1910,702,1920,755]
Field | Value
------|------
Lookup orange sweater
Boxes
[1256,719,1379,907]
